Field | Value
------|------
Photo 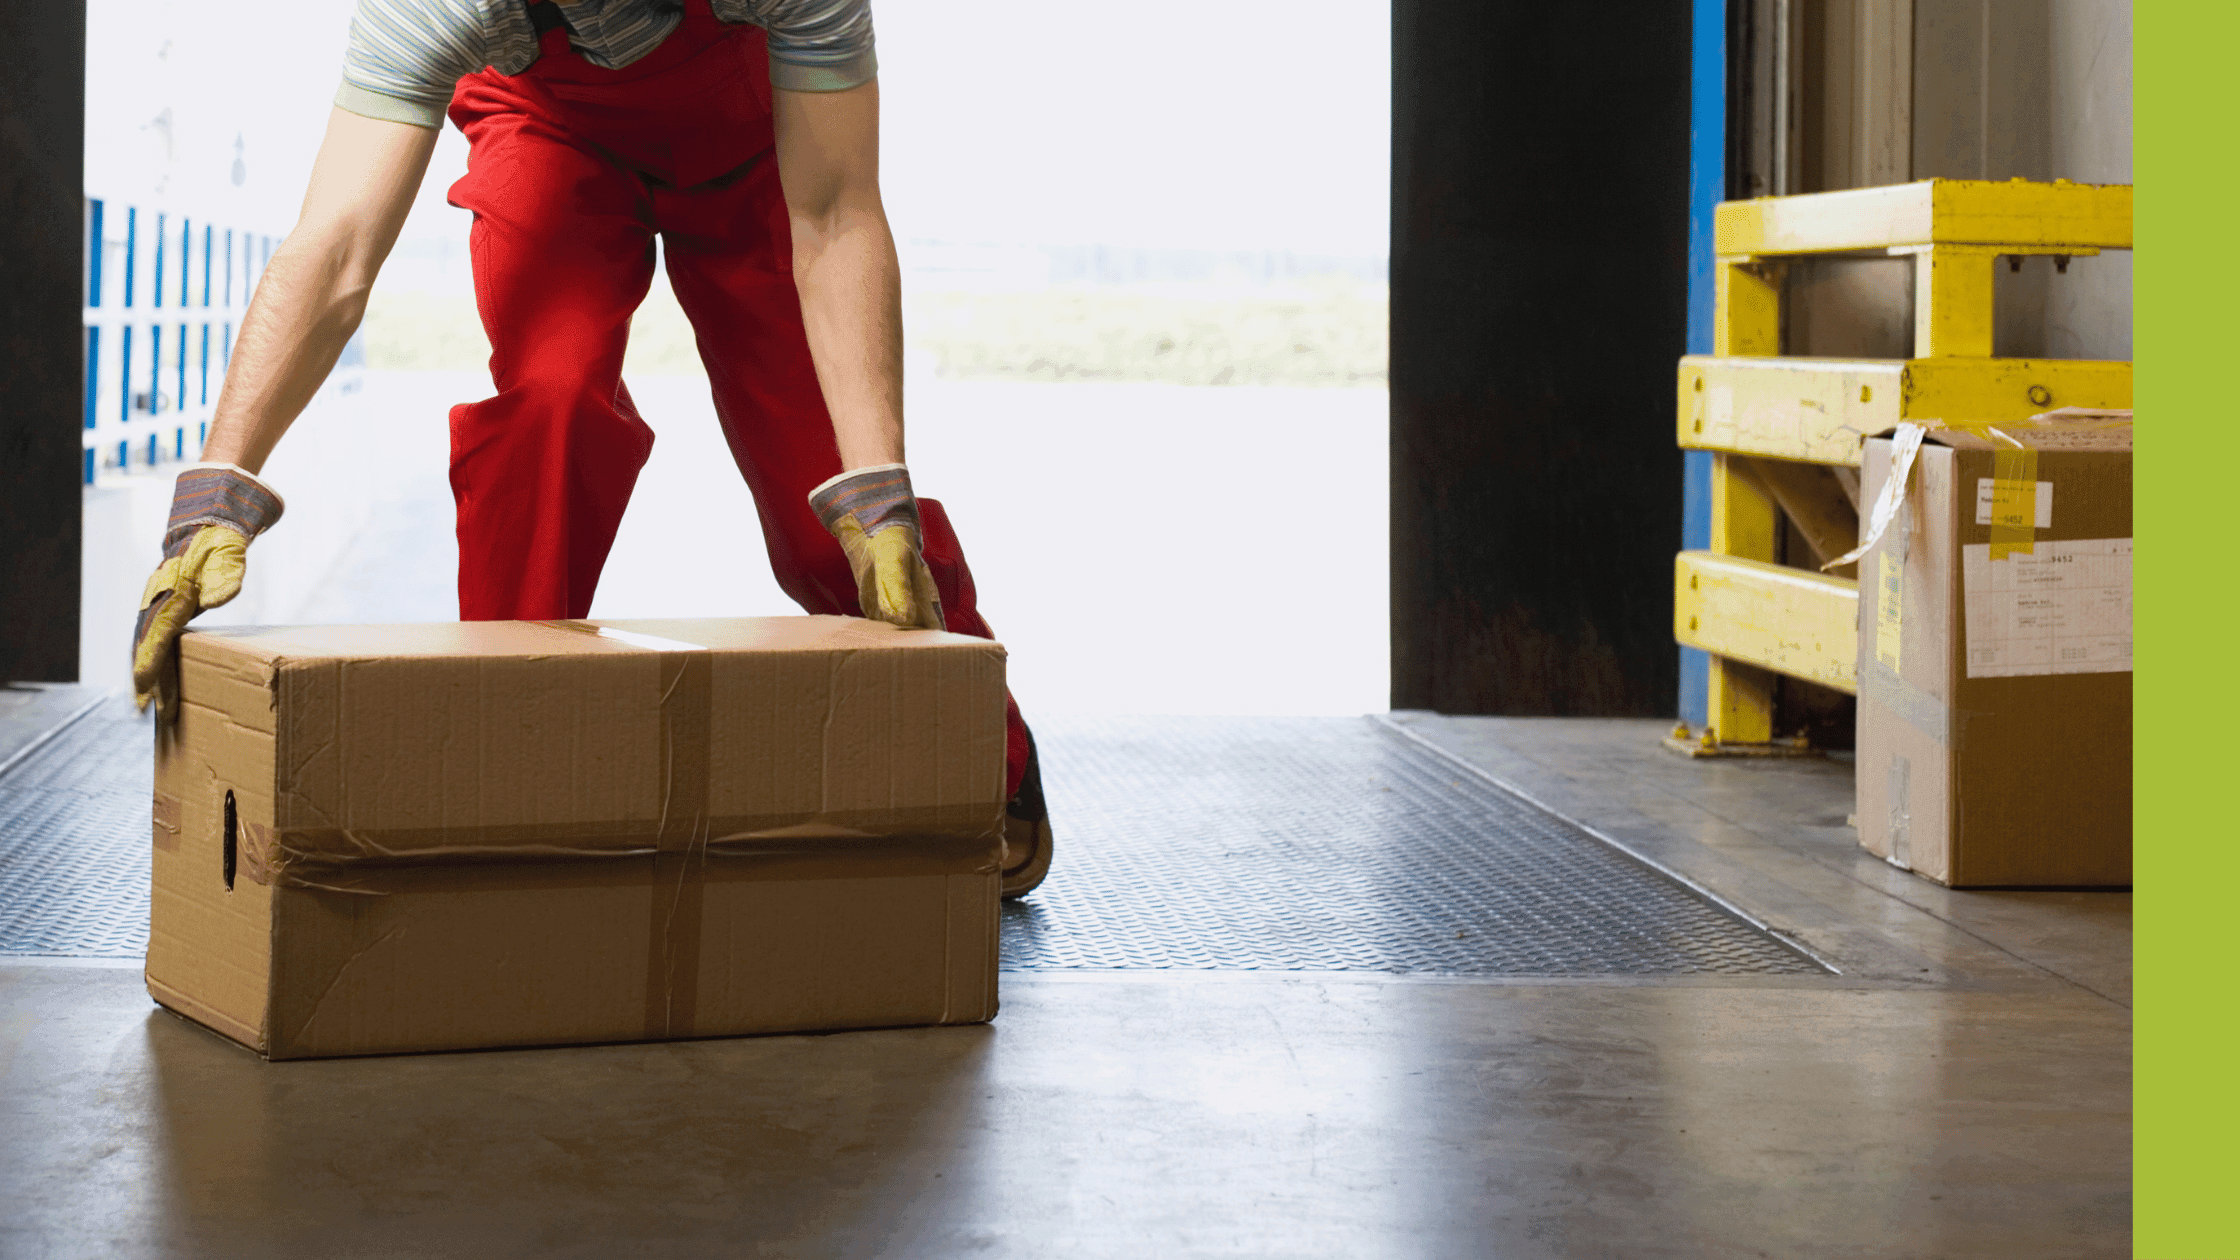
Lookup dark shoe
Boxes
[1002,729,1053,898]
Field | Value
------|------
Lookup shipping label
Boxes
[1961,538,2132,677]
[1974,479,2053,528]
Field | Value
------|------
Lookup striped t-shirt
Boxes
[336,0,875,129]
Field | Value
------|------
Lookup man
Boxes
[127,0,1053,895]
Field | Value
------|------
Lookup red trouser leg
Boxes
[651,166,1032,797]
[446,99,658,621]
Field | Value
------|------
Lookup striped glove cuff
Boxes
[162,463,286,559]
[808,463,922,542]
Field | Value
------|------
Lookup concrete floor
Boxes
[0,716,2129,1258]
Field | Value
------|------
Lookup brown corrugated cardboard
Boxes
[149,616,1008,1059]
[1854,423,2132,887]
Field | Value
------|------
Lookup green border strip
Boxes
[2136,1,2240,1256]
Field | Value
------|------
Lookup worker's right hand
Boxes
[807,464,945,631]
[131,464,286,721]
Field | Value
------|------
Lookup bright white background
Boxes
[82,0,1392,716]
[377,0,1393,264]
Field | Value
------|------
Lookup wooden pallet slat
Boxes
[1675,552,1860,696]
[1714,179,2133,256]
[1678,355,2134,465]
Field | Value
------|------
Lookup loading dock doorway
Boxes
[54,0,1396,721]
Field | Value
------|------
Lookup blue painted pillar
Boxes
[1678,0,1725,727]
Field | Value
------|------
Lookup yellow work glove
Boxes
[807,463,944,630]
[131,463,286,720]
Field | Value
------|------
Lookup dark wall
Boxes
[1391,1,1692,715]
[0,4,85,681]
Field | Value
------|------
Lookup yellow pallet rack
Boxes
[1671,177,2132,754]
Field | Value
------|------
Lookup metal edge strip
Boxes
[0,689,120,783]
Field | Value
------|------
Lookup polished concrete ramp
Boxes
[0,707,2130,1258]
[0,965,2127,1260]
[0,703,1819,978]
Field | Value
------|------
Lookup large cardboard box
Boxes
[1854,421,2132,886]
[149,616,1008,1059]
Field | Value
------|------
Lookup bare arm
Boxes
[772,81,903,469]
[200,108,437,473]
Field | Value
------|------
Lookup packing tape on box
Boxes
[152,792,182,852]
[1884,754,1912,871]
[1823,423,1928,572]
[1860,658,1977,747]
[1823,420,2051,571]
[258,814,1006,866]
[255,811,1005,871]
[1983,428,2039,560]
[1862,660,1945,744]
[534,618,712,1039]
[253,835,998,894]
[651,641,712,1039]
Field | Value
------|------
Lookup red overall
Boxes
[446,1,1029,795]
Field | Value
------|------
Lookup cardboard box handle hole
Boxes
[222,791,237,893]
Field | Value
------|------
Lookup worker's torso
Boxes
[341,0,873,129]
[446,0,779,188]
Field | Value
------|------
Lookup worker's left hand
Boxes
[808,464,944,630]
[131,464,286,721]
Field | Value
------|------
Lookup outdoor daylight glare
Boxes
[78,0,1392,717]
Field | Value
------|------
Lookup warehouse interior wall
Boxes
[1909,0,2133,360]
[1740,0,2132,362]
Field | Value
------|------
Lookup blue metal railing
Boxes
[82,196,279,484]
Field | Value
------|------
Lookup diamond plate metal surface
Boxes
[0,705,1819,975]
[1003,716,1824,975]
[0,696,152,958]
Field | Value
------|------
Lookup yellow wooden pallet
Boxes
[1675,178,2131,752]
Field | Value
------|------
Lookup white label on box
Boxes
[1974,479,2053,528]
[1961,538,2132,677]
